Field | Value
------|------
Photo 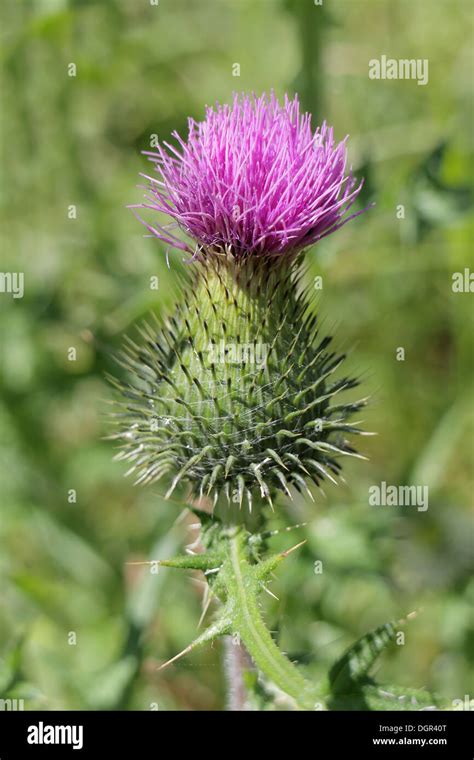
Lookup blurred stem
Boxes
[223,635,253,711]
[286,0,326,116]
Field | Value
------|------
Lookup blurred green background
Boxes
[1,0,473,710]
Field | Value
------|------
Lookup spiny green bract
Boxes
[108,255,367,510]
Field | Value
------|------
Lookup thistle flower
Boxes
[131,92,366,259]
[110,93,370,513]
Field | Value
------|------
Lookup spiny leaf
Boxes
[328,611,423,701]
[157,613,232,671]
[127,553,221,571]
[331,683,443,712]
[254,540,307,580]
[329,620,401,694]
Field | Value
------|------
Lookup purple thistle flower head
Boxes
[132,92,368,259]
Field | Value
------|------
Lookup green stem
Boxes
[224,531,317,710]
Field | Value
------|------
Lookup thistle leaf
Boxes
[329,620,401,694]
[326,613,442,711]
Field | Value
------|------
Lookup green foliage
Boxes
[147,522,448,710]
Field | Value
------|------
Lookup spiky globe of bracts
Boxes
[108,254,367,512]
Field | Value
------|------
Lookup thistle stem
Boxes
[224,531,317,710]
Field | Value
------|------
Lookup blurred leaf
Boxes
[410,393,472,491]
[84,656,138,711]
[31,511,115,587]
[408,142,472,242]
[126,530,182,629]
[0,637,24,692]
